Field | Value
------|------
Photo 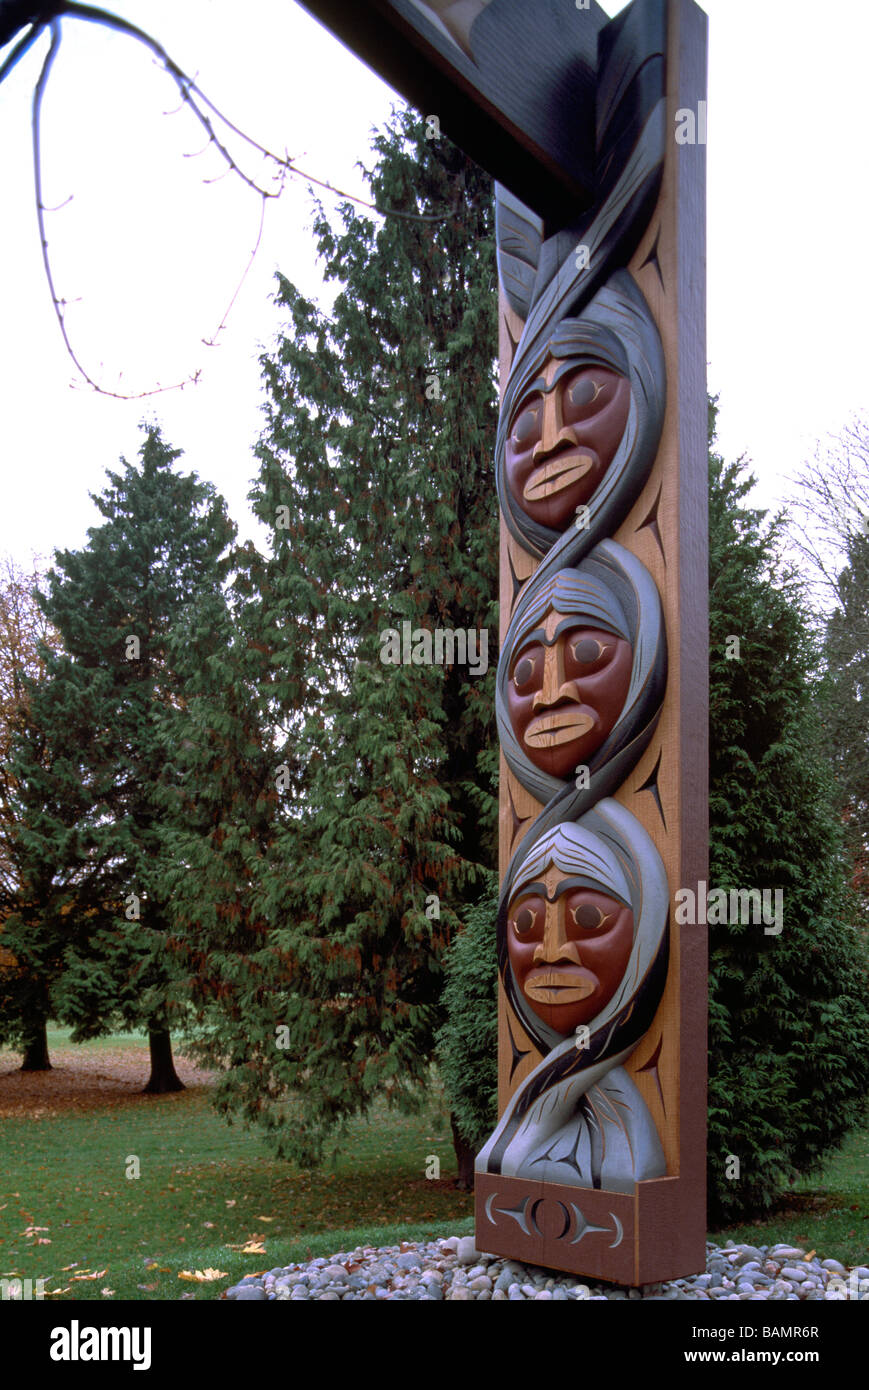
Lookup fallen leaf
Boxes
[255,1216,275,1223]
[61,1263,80,1271]
[178,1268,229,1282]
[202,1221,215,1229]
[137,1283,159,1292]
[42,1287,69,1296]
[101,1288,115,1297]
[225,1200,236,1208]
[70,1269,108,1282]
[240,1242,266,1255]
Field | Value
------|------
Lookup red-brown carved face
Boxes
[507,611,632,780]
[507,864,634,1034]
[505,361,631,531]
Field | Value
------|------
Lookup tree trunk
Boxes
[450,1113,476,1191]
[20,1019,51,1071]
[142,1028,184,1093]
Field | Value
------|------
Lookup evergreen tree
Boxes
[161,108,499,1165]
[6,427,235,1091]
[821,530,869,926]
[154,577,282,1117]
[0,558,62,1069]
[707,399,869,1220]
[434,869,499,1187]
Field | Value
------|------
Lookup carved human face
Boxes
[507,863,634,1034]
[507,609,632,780]
[505,358,631,531]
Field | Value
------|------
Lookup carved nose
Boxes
[534,902,582,964]
[532,389,577,462]
[532,644,581,711]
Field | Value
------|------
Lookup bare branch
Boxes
[0,0,60,53]
[785,414,869,616]
[32,21,200,398]
[9,1,462,397]
[202,194,268,350]
[55,3,460,222]
[0,18,41,83]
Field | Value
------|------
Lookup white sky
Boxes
[1,0,867,571]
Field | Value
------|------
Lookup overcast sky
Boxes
[1,0,867,574]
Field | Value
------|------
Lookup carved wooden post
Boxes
[477,0,708,1286]
[296,0,707,1286]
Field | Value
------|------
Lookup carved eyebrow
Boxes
[513,878,587,903]
[513,360,616,409]
[547,361,610,393]
[518,377,548,398]
[550,360,592,390]
[520,616,583,648]
[512,878,631,908]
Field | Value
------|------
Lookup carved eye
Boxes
[511,404,541,449]
[573,637,606,665]
[512,904,538,937]
[568,377,600,411]
[512,654,537,690]
[572,903,610,931]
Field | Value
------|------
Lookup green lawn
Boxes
[0,1034,473,1300]
[43,1026,150,1051]
[709,1122,869,1263]
[0,1034,865,1300]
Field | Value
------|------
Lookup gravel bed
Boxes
[224,1236,868,1301]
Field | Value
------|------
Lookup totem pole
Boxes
[297,0,708,1286]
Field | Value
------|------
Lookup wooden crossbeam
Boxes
[295,0,608,224]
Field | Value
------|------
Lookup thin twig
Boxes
[15,1,460,397]
[202,193,268,349]
[0,19,41,85]
[32,20,200,398]
[55,3,457,222]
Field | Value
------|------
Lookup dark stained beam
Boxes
[294,0,608,225]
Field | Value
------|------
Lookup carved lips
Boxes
[506,364,631,531]
[523,709,595,749]
[523,969,597,1004]
[507,620,632,780]
[507,874,635,1034]
[522,453,594,504]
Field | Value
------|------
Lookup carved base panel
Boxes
[475,1172,705,1287]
